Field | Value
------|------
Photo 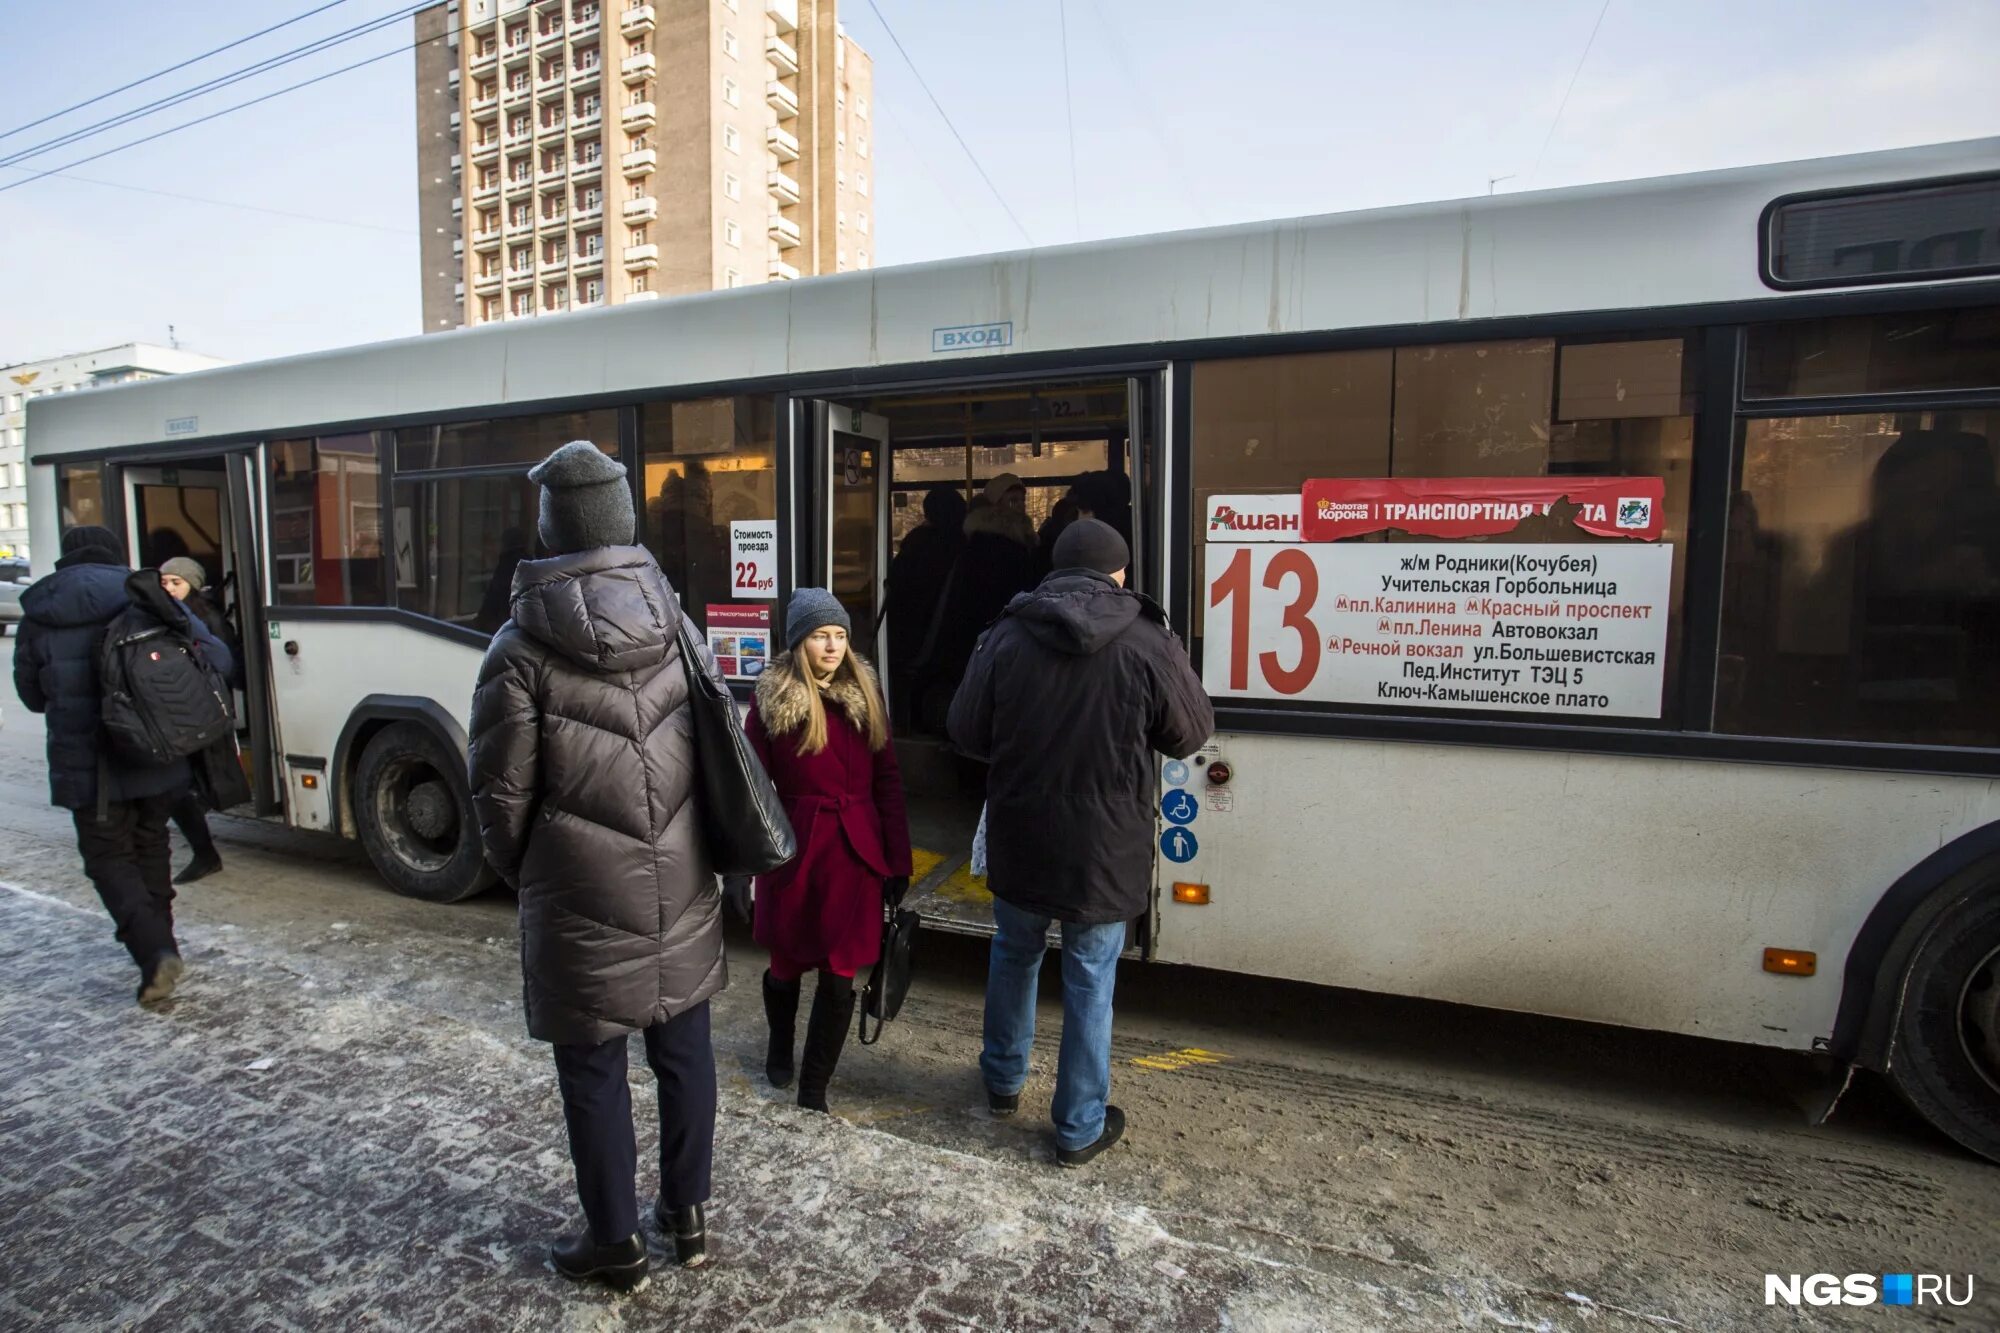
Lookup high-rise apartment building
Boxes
[418,0,876,332]
[0,343,229,562]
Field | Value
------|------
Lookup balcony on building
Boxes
[470,45,499,73]
[621,147,657,178]
[452,237,466,257]
[622,195,657,222]
[474,225,504,250]
[471,91,501,116]
[537,118,567,143]
[452,196,465,217]
[769,258,800,281]
[765,34,798,76]
[623,243,660,270]
[573,251,604,274]
[624,291,660,303]
[448,67,461,86]
[536,22,564,50]
[574,199,604,222]
[767,125,799,163]
[538,211,570,233]
[474,182,502,203]
[764,0,797,35]
[620,5,655,35]
[454,280,466,298]
[573,108,603,131]
[571,60,600,90]
[572,154,603,182]
[621,52,656,84]
[767,169,800,205]
[571,7,600,38]
[766,80,798,118]
[471,137,501,164]
[450,110,463,130]
[537,69,567,96]
[508,266,536,285]
[542,254,571,275]
[769,215,801,248]
[474,272,504,294]
[507,216,536,237]
[621,101,656,130]
[450,152,464,172]
[506,175,535,198]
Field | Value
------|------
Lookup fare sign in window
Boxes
[1202,480,1674,719]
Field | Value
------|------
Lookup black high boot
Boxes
[763,970,800,1089]
[796,972,855,1114]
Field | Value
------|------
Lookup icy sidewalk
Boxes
[0,884,1584,1332]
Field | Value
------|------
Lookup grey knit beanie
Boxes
[1051,517,1129,575]
[160,556,208,590]
[527,440,633,554]
[784,586,852,651]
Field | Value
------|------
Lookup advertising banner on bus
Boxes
[1205,494,1302,542]
[1203,542,1674,718]
[1300,477,1666,542]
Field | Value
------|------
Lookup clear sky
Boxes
[0,0,1993,366]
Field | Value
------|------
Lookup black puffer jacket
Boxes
[468,545,725,1046]
[13,554,236,811]
[948,571,1214,925]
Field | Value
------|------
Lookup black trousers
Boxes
[552,1000,716,1244]
[169,791,216,860]
[72,794,177,968]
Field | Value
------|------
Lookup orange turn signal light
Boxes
[1762,947,1815,976]
[1172,882,1210,905]
[300,773,319,789]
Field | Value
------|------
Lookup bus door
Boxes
[119,456,282,816]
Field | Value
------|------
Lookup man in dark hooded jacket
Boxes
[468,441,725,1290]
[948,519,1213,1167]
[12,525,235,1005]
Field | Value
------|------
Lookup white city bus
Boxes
[27,138,2000,1160]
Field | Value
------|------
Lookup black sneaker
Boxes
[550,1232,649,1291]
[986,1087,1020,1118]
[137,952,184,1006]
[175,854,222,885]
[653,1199,707,1268]
[1055,1105,1125,1168]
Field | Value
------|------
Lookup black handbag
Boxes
[859,897,920,1045]
[675,615,798,876]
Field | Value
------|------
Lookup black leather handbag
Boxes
[859,897,920,1045]
[675,615,797,876]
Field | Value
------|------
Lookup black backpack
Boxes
[99,573,234,766]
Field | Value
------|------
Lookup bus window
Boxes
[57,461,106,536]
[394,409,616,471]
[268,436,384,607]
[392,472,541,632]
[1190,335,1696,721]
[639,395,777,635]
[1718,408,2000,748]
[1744,307,2000,398]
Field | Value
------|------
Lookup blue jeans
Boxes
[980,897,1126,1152]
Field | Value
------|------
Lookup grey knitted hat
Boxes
[1051,517,1129,575]
[784,587,852,651]
[527,440,633,554]
[160,556,208,590]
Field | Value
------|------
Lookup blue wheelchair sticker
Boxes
[1161,789,1199,826]
[1160,827,1199,863]
[1162,759,1190,788]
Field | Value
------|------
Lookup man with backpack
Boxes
[13,525,236,1005]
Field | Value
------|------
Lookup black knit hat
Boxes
[60,525,122,558]
[1051,517,1128,575]
[527,441,633,553]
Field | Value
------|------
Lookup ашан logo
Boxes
[1764,1272,1975,1307]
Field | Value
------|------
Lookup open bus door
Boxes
[117,453,282,817]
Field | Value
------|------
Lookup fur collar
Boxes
[755,650,881,740]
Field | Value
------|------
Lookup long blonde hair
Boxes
[790,644,889,756]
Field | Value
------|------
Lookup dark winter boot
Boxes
[550,1231,649,1291]
[796,972,855,1114]
[137,951,184,1007]
[763,970,800,1089]
[653,1198,708,1268]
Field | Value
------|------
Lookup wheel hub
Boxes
[1961,946,2000,1090]
[405,780,455,841]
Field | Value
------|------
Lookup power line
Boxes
[863,0,1034,247]
[1080,0,1209,226]
[0,30,441,198]
[1058,0,1081,241]
[0,166,415,234]
[1528,0,1614,183]
[1,3,431,171]
[0,0,354,145]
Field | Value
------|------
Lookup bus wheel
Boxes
[1886,890,2000,1163]
[355,722,494,904]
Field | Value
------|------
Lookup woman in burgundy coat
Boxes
[743,588,911,1112]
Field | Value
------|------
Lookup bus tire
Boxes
[354,722,494,904]
[1884,888,2000,1163]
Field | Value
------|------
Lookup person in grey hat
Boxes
[730,585,910,1114]
[156,556,248,883]
[949,518,1213,1168]
[469,440,725,1289]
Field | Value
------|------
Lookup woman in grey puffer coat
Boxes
[469,440,724,1292]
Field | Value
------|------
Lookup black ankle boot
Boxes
[796,972,855,1113]
[763,970,800,1089]
[550,1231,648,1291]
[653,1198,707,1267]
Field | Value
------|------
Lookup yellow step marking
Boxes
[1129,1047,1228,1073]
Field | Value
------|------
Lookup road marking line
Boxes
[1130,1047,1228,1072]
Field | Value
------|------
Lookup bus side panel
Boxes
[263,620,484,831]
[1152,733,2000,1050]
